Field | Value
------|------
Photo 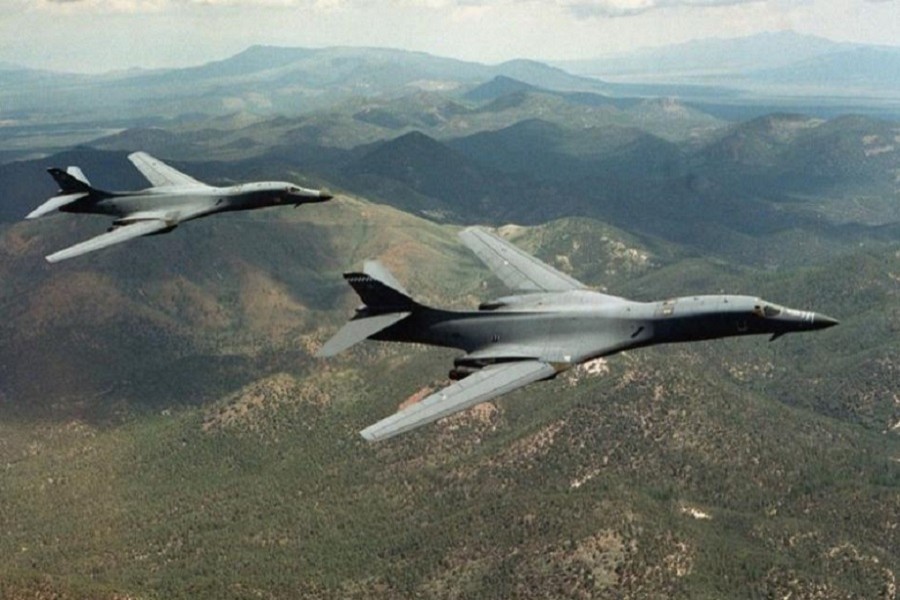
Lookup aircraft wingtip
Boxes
[45,249,72,263]
[359,428,378,442]
[458,225,485,241]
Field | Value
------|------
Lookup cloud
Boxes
[37,0,315,10]
[561,0,763,18]
[186,0,318,5]
[37,0,170,12]
[34,0,765,17]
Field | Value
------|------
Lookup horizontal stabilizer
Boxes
[46,219,172,263]
[316,311,411,357]
[26,193,87,220]
[360,360,557,442]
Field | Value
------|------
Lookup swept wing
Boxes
[360,360,557,442]
[459,227,587,292]
[128,152,206,188]
[46,219,173,263]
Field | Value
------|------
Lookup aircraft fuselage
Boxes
[29,151,333,262]
[370,290,837,367]
[60,182,328,223]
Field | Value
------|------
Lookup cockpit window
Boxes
[753,303,783,318]
[288,186,300,193]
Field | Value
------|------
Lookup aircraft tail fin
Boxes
[49,167,93,194]
[316,261,421,357]
[27,167,105,220]
[345,261,420,313]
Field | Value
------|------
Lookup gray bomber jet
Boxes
[27,152,333,262]
[318,227,838,442]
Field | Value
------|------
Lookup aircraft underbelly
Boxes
[408,311,647,363]
[96,194,217,221]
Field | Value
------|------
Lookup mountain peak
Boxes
[464,76,541,102]
[355,130,463,171]
[387,129,441,148]
[211,45,314,71]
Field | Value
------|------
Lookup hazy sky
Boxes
[1,0,898,73]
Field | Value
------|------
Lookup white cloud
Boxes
[186,0,316,5]
[33,0,764,16]
[37,0,170,12]
[36,0,323,10]
[560,0,763,18]
[450,4,493,21]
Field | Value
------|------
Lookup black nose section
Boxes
[813,313,839,329]
[294,190,333,207]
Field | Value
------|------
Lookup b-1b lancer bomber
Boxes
[319,227,839,442]
[27,152,333,262]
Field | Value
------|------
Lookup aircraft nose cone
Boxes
[813,313,839,329]
[319,190,334,201]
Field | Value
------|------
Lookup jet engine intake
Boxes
[448,365,481,380]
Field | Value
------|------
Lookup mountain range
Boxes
[9,103,894,259]
[558,31,900,94]
[4,35,900,163]
[0,38,898,599]
[0,46,605,127]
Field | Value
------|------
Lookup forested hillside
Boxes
[1,44,898,599]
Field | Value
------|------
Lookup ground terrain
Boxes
[0,43,898,599]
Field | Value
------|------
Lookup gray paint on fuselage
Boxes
[370,292,829,366]
[60,182,312,222]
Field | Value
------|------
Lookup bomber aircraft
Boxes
[27,152,333,262]
[318,227,839,442]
